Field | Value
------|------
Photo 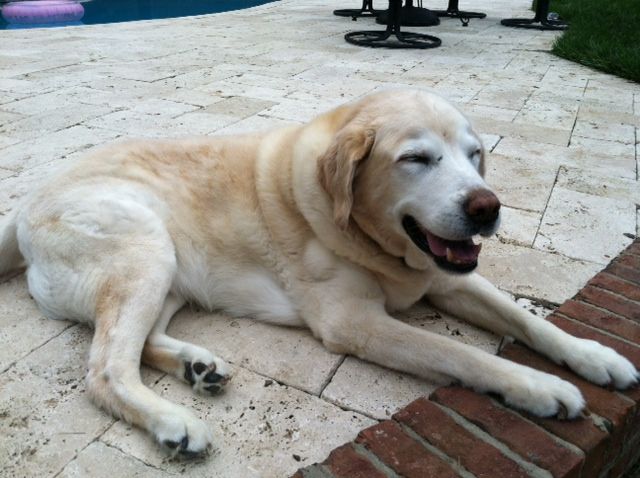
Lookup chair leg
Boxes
[334,0,378,20]
[501,0,568,30]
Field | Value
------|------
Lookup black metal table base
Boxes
[334,0,377,19]
[432,0,485,25]
[501,0,567,30]
[345,0,441,49]
[345,30,441,48]
[375,2,439,26]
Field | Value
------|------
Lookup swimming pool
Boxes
[0,0,276,29]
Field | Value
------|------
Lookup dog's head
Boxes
[318,89,500,273]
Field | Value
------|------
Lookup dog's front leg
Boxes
[301,283,585,418]
[426,272,639,390]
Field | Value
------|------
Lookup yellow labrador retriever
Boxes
[0,89,637,456]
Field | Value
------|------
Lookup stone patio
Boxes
[0,0,638,476]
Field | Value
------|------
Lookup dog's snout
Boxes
[464,189,501,225]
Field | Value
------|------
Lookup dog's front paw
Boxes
[153,409,213,458]
[504,370,585,419]
[564,338,639,389]
[183,352,232,396]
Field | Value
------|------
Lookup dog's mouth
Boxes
[402,216,481,273]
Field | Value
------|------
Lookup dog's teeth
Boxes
[446,248,455,262]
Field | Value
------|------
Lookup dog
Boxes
[0,89,637,456]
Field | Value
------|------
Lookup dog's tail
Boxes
[0,210,24,278]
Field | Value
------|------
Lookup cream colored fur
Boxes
[1,89,637,456]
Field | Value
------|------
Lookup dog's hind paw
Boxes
[183,354,232,396]
[154,409,213,458]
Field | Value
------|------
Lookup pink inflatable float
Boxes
[2,0,84,25]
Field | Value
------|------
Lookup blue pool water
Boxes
[0,0,276,30]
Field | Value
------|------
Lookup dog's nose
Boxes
[464,189,501,225]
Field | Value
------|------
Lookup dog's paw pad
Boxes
[184,360,231,396]
[155,411,212,458]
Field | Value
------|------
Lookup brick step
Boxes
[293,239,640,478]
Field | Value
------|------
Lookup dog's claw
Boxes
[557,402,569,420]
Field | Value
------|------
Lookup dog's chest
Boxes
[380,277,430,311]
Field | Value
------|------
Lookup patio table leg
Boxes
[375,0,439,27]
[501,0,568,30]
[344,0,441,48]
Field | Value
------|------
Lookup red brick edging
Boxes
[293,239,640,478]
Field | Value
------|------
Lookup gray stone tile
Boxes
[0,162,59,216]
[100,366,374,478]
[556,166,640,204]
[477,239,602,304]
[0,275,72,373]
[0,104,114,141]
[470,83,531,110]
[534,186,635,264]
[496,206,541,247]
[480,133,502,152]
[58,441,174,478]
[166,308,342,395]
[322,357,438,420]
[322,302,499,420]
[572,118,636,144]
[0,125,121,172]
[0,326,115,478]
[465,104,520,122]
[514,98,579,130]
[0,167,15,180]
[213,114,301,136]
[85,109,237,137]
[0,134,22,150]
[484,152,559,212]
[495,136,636,180]
[470,115,571,146]
[129,98,201,117]
[203,96,277,119]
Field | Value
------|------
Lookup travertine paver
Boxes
[535,187,635,264]
[58,441,174,478]
[0,0,639,475]
[495,206,541,247]
[478,239,603,303]
[100,367,375,478]
[321,303,500,420]
[0,276,72,373]
[166,308,343,395]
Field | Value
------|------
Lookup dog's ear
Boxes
[318,123,375,230]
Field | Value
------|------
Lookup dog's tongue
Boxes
[425,231,482,264]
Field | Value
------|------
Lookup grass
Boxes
[542,0,640,83]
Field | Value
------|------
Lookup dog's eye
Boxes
[470,148,481,158]
[399,154,437,165]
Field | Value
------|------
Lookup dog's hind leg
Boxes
[88,250,214,456]
[142,293,231,396]
[20,194,215,455]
